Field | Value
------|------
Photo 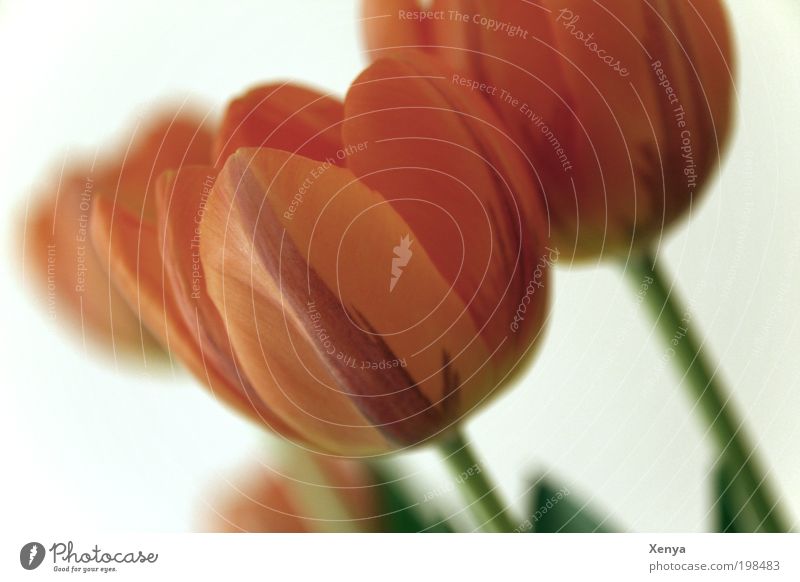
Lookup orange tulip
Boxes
[93,56,551,454]
[20,108,213,358]
[200,452,379,533]
[361,0,736,258]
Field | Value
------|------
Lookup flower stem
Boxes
[438,430,517,532]
[625,251,789,532]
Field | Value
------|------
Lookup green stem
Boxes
[626,251,789,532]
[438,430,517,532]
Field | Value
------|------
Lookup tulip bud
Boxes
[200,452,379,533]
[361,0,736,258]
[94,61,551,454]
[20,108,213,359]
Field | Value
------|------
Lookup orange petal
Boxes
[474,0,735,256]
[214,84,344,167]
[20,107,212,357]
[204,148,508,452]
[631,0,735,233]
[435,1,602,256]
[95,108,214,224]
[89,195,178,351]
[21,167,157,357]
[342,51,550,369]
[201,153,394,454]
[201,452,378,533]
[361,0,429,54]
[154,166,306,438]
[361,0,481,77]
[90,194,276,424]
[549,0,670,253]
[207,478,312,533]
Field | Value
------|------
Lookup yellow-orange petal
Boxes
[202,147,506,453]
[213,84,344,168]
[200,153,392,454]
[154,166,303,439]
[89,195,275,424]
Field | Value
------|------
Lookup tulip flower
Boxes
[92,55,551,455]
[21,108,213,358]
[360,1,795,534]
[201,452,379,533]
[361,0,735,258]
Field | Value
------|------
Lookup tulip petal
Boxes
[22,168,154,356]
[202,148,506,451]
[342,51,550,369]
[154,166,304,438]
[96,109,214,224]
[361,0,430,56]
[209,478,312,533]
[635,0,735,225]
[361,0,482,77]
[200,154,392,453]
[214,84,344,167]
[90,196,183,352]
[551,0,673,251]
[90,195,280,424]
[21,109,212,357]
[202,452,377,533]
[474,0,735,255]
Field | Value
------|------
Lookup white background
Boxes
[0,0,798,533]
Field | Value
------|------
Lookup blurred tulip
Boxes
[201,452,379,533]
[20,108,213,359]
[361,0,736,258]
[93,56,551,454]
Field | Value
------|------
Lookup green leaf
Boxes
[368,466,453,533]
[524,476,618,533]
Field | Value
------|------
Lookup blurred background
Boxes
[1,0,798,532]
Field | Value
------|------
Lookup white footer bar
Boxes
[4,533,798,581]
